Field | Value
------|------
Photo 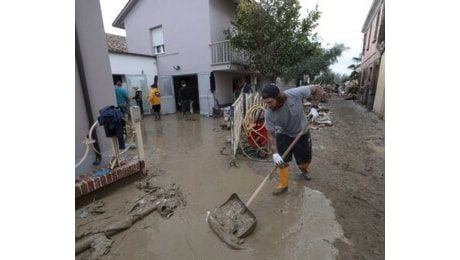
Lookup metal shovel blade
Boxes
[207,193,257,249]
[222,193,257,238]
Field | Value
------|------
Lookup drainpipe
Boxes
[75,27,102,165]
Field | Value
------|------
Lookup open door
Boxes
[157,76,176,114]
[126,74,148,113]
[198,72,214,116]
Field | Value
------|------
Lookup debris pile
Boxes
[303,102,333,129]
[75,178,186,259]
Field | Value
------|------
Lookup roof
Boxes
[106,33,128,52]
[112,0,139,29]
[105,33,156,58]
[361,0,384,33]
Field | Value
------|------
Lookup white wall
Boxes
[109,53,157,114]
[109,53,157,84]
[214,72,236,106]
[209,0,236,43]
[110,54,155,74]
[76,0,117,176]
[124,0,212,74]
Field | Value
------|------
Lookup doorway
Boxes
[173,75,200,113]
[113,74,148,114]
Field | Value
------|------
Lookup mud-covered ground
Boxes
[246,96,385,259]
[75,96,384,259]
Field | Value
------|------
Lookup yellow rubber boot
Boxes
[272,165,290,195]
[299,162,311,180]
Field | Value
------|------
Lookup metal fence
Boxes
[229,92,263,167]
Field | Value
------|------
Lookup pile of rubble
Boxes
[303,102,333,129]
[76,178,186,259]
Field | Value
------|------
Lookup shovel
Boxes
[206,121,311,249]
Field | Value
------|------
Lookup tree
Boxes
[312,69,347,86]
[292,43,348,84]
[314,68,335,85]
[347,57,361,82]
[225,0,322,82]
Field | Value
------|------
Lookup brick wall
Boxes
[75,159,145,198]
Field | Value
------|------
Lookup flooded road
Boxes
[76,112,348,259]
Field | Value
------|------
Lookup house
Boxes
[76,0,117,176]
[106,33,157,115]
[112,0,266,116]
[76,0,145,181]
[374,48,385,119]
[360,0,385,118]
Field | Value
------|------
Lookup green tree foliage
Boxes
[298,43,348,83]
[337,73,349,83]
[347,57,361,82]
[314,68,335,85]
[312,68,347,86]
[225,0,321,82]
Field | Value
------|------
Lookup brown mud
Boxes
[75,96,384,259]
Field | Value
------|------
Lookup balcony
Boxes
[210,40,247,66]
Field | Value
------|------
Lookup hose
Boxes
[75,121,98,168]
[240,105,270,162]
[242,105,266,149]
[75,118,133,168]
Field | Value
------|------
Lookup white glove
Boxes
[272,153,285,167]
[309,107,319,122]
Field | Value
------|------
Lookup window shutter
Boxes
[151,27,164,47]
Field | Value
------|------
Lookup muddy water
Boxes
[77,113,347,259]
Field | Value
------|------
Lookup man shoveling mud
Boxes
[262,84,324,195]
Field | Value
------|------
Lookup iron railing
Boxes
[210,40,247,65]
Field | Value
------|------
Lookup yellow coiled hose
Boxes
[241,105,270,160]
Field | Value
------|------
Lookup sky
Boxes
[100,0,128,36]
[100,0,373,76]
[299,0,374,75]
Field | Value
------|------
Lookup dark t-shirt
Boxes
[180,86,193,100]
[135,90,142,102]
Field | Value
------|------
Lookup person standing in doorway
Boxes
[261,84,323,195]
[149,83,162,121]
[114,81,130,117]
[114,81,134,141]
[133,86,144,115]
[178,80,193,120]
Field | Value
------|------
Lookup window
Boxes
[151,26,165,55]
[377,5,385,43]
[362,33,368,54]
[367,24,372,51]
[373,7,381,43]
[367,67,373,83]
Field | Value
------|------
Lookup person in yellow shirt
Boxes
[149,83,162,121]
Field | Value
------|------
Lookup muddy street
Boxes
[246,96,385,259]
[75,96,384,259]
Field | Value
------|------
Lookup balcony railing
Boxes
[210,40,247,66]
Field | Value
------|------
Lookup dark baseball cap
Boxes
[262,84,280,99]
